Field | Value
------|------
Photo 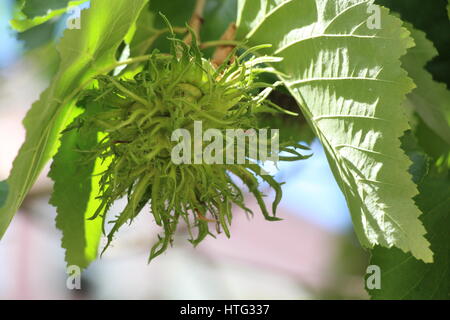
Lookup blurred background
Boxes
[0,0,386,300]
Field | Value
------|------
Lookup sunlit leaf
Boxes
[0,0,149,239]
[369,134,450,299]
[48,105,106,269]
[237,0,433,262]
[402,23,450,146]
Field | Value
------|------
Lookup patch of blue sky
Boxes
[275,139,352,233]
[0,0,20,68]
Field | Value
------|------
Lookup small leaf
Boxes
[49,105,105,269]
[402,23,450,145]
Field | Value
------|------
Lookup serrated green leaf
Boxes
[402,23,450,145]
[237,0,433,262]
[48,105,105,269]
[369,137,450,300]
[0,0,149,240]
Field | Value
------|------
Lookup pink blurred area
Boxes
[197,200,338,290]
[0,197,341,299]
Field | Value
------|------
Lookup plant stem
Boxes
[113,55,151,68]
[200,40,242,49]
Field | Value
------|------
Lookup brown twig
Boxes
[211,22,237,67]
[184,0,207,44]
[195,208,218,223]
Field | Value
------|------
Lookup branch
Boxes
[212,22,237,67]
[184,0,207,44]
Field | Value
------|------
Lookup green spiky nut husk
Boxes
[71,39,307,261]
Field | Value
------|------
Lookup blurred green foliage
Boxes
[376,0,450,87]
